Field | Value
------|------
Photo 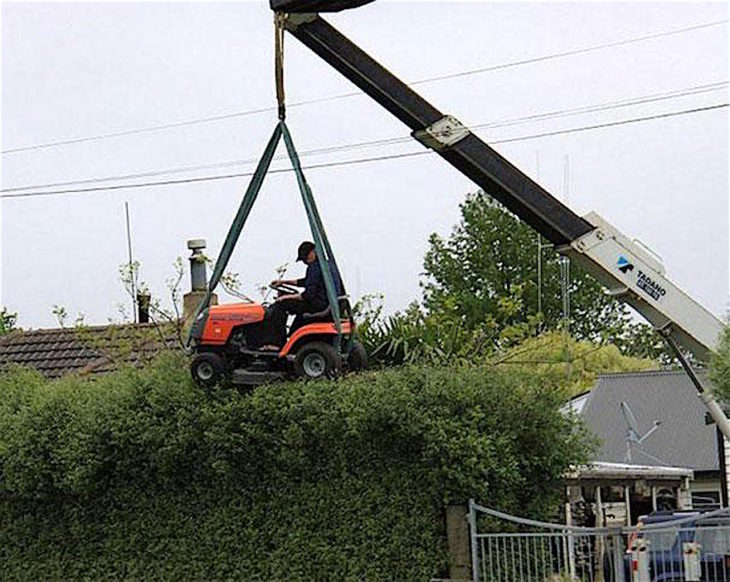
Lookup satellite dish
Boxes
[620,402,640,440]
[620,401,661,463]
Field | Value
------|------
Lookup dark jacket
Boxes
[297,260,343,309]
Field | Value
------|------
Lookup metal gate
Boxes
[468,500,730,582]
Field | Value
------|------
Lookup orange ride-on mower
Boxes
[189,283,367,389]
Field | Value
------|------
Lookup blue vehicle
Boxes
[620,511,730,581]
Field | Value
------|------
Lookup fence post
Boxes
[468,499,479,582]
[611,529,626,582]
[447,504,472,581]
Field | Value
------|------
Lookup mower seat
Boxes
[300,296,350,322]
[301,306,332,322]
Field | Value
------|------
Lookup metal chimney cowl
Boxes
[187,239,208,292]
[183,238,217,324]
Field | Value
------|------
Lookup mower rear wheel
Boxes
[347,341,368,372]
[191,352,225,389]
[294,342,342,380]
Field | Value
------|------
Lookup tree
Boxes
[613,321,676,365]
[355,189,668,368]
[422,191,634,343]
[0,307,17,336]
[710,327,730,403]
[491,331,656,397]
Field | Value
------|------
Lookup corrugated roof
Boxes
[565,461,693,481]
[580,370,719,472]
[0,323,179,379]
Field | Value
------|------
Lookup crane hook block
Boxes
[270,0,375,13]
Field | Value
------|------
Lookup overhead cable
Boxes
[3,81,725,193]
[3,102,725,200]
[2,19,726,155]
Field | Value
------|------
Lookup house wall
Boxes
[601,501,628,526]
[585,480,693,526]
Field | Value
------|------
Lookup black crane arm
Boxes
[274,11,593,245]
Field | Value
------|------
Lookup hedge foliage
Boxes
[0,354,591,580]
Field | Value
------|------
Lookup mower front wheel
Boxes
[191,352,225,389]
[294,342,342,380]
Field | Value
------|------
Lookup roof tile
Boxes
[0,323,177,379]
[582,371,718,472]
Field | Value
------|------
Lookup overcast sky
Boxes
[1,1,728,329]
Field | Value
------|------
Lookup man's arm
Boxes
[275,292,302,302]
[271,272,307,301]
[271,278,305,286]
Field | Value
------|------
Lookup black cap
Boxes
[297,241,315,262]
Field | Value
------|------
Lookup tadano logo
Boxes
[617,255,634,274]
[616,255,665,301]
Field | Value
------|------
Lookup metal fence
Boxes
[468,500,730,582]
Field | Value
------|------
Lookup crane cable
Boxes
[275,13,287,120]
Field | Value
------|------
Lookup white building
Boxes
[565,370,728,523]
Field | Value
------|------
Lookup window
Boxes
[691,490,721,510]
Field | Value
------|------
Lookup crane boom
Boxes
[271,5,729,437]
[279,13,592,245]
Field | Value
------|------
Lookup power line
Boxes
[2,18,726,156]
[493,103,728,144]
[3,102,725,200]
[469,81,727,132]
[408,19,728,85]
[3,81,725,193]
[0,151,429,199]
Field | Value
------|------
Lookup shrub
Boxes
[0,354,591,580]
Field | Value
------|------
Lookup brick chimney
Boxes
[183,239,217,323]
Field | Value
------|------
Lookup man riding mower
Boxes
[189,241,367,389]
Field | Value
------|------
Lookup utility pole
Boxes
[536,151,542,317]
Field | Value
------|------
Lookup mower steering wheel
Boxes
[270,282,298,295]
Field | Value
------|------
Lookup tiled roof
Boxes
[0,323,180,379]
[578,370,719,472]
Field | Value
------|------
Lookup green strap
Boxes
[187,119,348,348]
[187,123,282,345]
[281,122,342,333]
[303,180,354,352]
[304,182,344,293]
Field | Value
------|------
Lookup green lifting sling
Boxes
[187,120,347,349]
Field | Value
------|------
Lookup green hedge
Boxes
[0,354,590,580]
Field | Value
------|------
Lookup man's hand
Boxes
[272,279,298,287]
[275,293,302,302]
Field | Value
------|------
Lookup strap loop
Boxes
[274,14,286,120]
